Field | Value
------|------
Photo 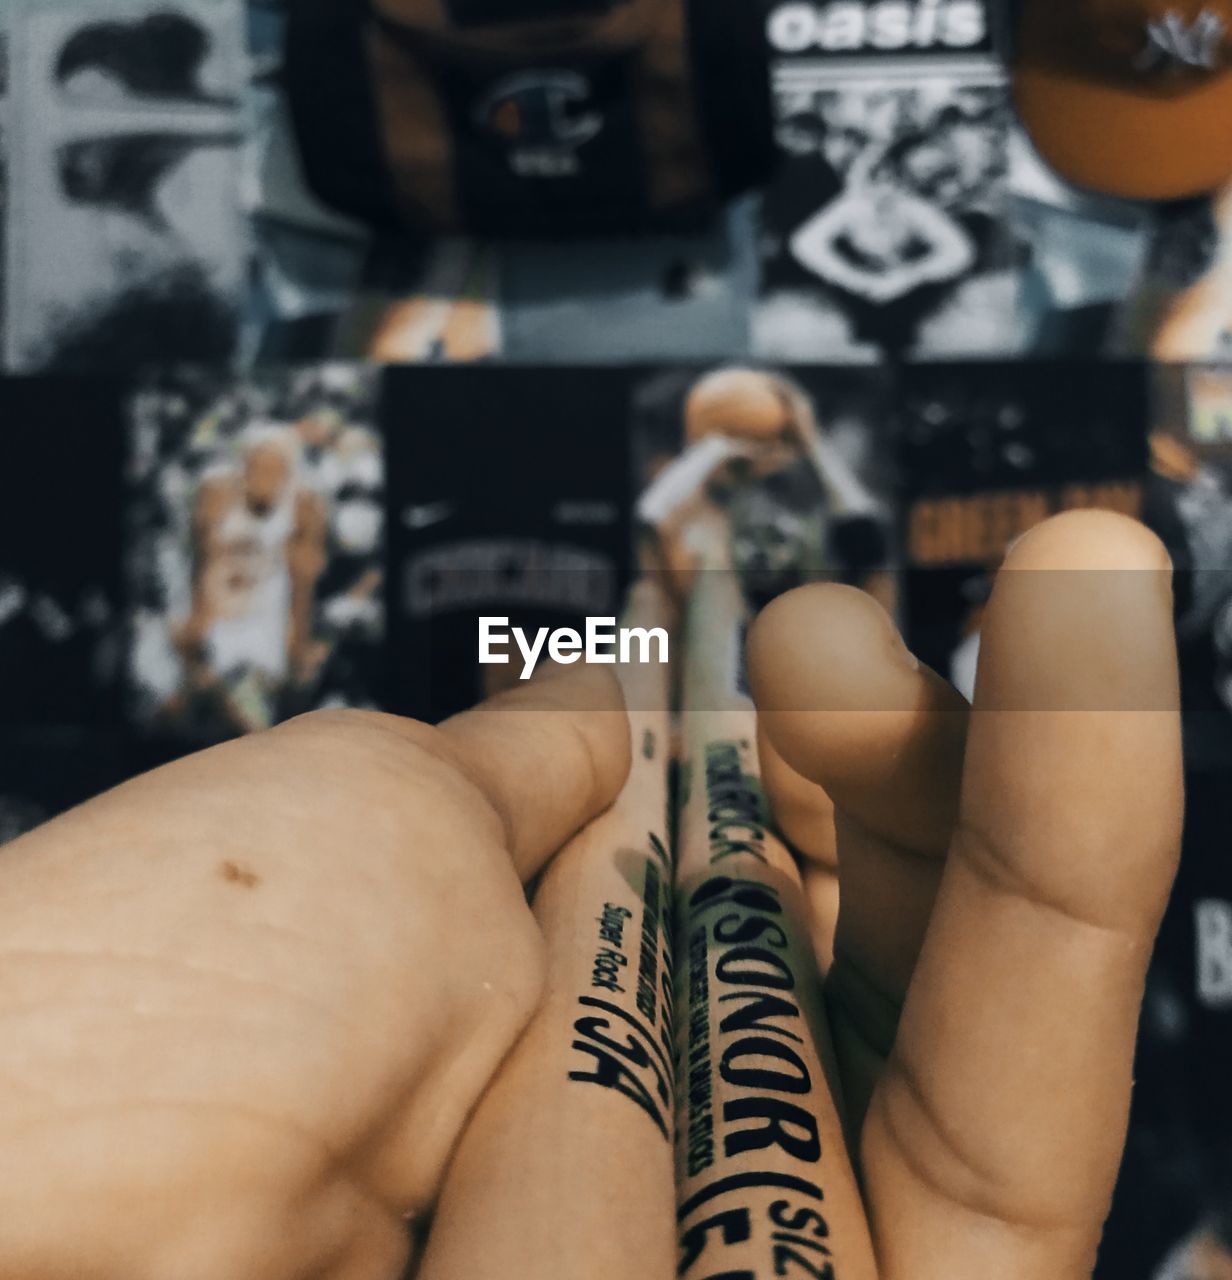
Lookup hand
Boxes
[0,668,630,1280]
[747,511,1184,1279]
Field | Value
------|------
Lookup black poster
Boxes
[384,365,634,722]
[0,377,127,727]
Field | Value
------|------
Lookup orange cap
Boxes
[1012,0,1232,199]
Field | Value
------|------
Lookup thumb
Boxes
[438,663,632,881]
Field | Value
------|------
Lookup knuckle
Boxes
[270,709,451,772]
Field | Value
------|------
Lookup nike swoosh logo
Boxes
[403,501,455,530]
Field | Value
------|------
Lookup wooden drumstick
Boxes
[673,520,877,1280]
[416,575,678,1280]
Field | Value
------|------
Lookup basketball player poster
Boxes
[125,365,386,740]
[753,0,1027,362]
[5,0,246,371]
[1146,365,1232,770]
[631,363,897,614]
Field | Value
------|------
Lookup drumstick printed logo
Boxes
[679,875,836,1279]
[589,902,633,994]
[705,741,771,864]
[686,878,822,1168]
[568,837,677,1140]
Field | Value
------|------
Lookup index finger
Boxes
[863,511,1184,1279]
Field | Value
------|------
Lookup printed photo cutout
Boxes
[1003,125,1153,359]
[755,68,1023,362]
[53,8,239,107]
[125,364,387,741]
[1145,364,1232,771]
[6,0,245,371]
[0,29,9,359]
[332,238,504,364]
[1006,123,1232,362]
[1122,189,1232,363]
[1097,367,1232,1280]
[631,364,898,616]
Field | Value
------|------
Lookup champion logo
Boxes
[475,72,602,150]
[1134,8,1226,71]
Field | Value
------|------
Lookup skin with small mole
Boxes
[219,861,261,889]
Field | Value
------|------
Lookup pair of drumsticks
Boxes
[408,370,874,1279]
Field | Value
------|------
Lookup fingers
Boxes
[439,663,633,881]
[749,585,967,859]
[747,585,969,1007]
[863,511,1184,1279]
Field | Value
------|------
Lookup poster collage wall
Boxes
[0,0,1230,366]
[1,0,1232,1277]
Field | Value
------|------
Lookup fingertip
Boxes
[964,507,1184,931]
[1003,510,1172,577]
[747,584,966,857]
[748,583,914,719]
[978,510,1179,714]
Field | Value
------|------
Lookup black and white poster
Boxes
[0,29,9,362]
[5,0,246,371]
[754,0,1026,362]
